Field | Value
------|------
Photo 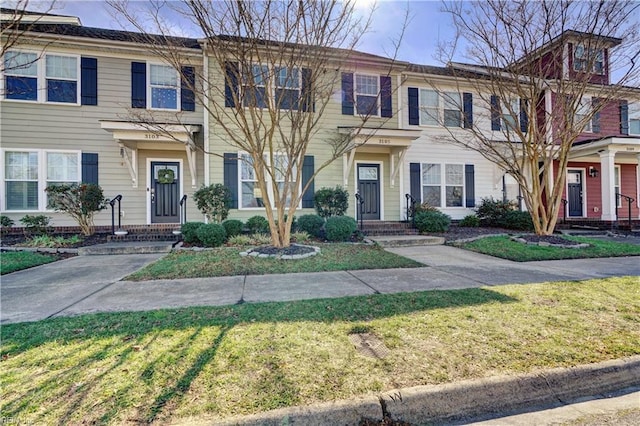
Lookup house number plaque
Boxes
[378,138,391,144]
[145,133,159,139]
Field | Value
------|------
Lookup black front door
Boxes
[151,161,180,223]
[357,164,380,220]
[567,170,583,217]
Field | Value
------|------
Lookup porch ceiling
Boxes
[569,137,640,161]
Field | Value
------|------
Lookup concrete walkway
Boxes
[2,245,639,324]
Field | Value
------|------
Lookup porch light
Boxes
[589,166,599,178]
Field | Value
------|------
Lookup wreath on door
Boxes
[157,168,175,184]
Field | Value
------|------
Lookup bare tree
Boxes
[434,0,640,235]
[109,0,407,247]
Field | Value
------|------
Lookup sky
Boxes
[33,0,456,67]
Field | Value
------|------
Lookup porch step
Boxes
[78,241,176,256]
[359,221,418,236]
[106,227,181,242]
[369,235,445,247]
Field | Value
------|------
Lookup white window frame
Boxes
[355,73,379,116]
[417,89,463,128]
[147,62,180,111]
[614,165,621,208]
[420,163,466,208]
[629,102,640,136]
[573,44,604,75]
[2,50,80,105]
[575,98,592,133]
[241,64,302,110]
[1,149,81,212]
[237,152,301,210]
[501,98,519,131]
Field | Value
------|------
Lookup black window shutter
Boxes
[223,153,238,208]
[301,155,315,208]
[380,76,392,118]
[620,100,629,135]
[408,87,419,125]
[341,72,354,115]
[520,98,529,133]
[465,164,475,208]
[301,68,314,112]
[80,57,98,105]
[591,97,601,133]
[410,162,421,202]
[224,62,239,108]
[81,153,99,185]
[131,61,146,108]
[463,92,473,128]
[490,95,501,131]
[181,66,195,111]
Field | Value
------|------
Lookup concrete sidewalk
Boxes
[1,245,639,324]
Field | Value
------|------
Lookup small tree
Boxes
[314,187,349,218]
[45,183,107,236]
[193,184,232,223]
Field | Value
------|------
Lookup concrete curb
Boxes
[195,356,640,426]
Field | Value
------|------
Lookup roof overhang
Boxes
[569,136,640,160]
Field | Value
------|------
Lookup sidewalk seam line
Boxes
[45,280,120,319]
[346,271,381,294]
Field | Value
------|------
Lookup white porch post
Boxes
[599,149,616,221]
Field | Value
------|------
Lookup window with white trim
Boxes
[419,89,438,126]
[149,64,179,110]
[239,152,298,209]
[355,74,379,115]
[2,150,80,211]
[3,50,79,103]
[418,90,462,127]
[501,98,519,131]
[275,67,300,110]
[575,98,592,132]
[629,102,640,135]
[421,163,465,208]
[614,165,621,208]
[574,45,604,74]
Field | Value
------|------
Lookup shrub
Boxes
[227,235,253,246]
[246,215,269,234]
[413,202,440,214]
[291,231,311,244]
[314,186,349,218]
[476,197,517,227]
[1,215,14,234]
[24,235,81,248]
[45,183,107,236]
[193,184,232,223]
[20,215,51,236]
[251,232,273,245]
[499,210,534,231]
[181,222,204,244]
[325,216,357,242]
[196,223,227,247]
[414,210,451,233]
[459,214,480,227]
[296,214,325,238]
[222,219,244,238]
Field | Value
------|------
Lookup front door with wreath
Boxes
[151,161,180,223]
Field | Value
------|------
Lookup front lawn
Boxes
[126,243,423,281]
[457,235,640,261]
[1,277,638,425]
[0,251,57,274]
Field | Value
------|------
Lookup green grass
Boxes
[1,277,639,425]
[458,236,640,261]
[0,251,57,274]
[126,243,423,281]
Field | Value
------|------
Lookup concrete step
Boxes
[369,235,445,247]
[78,241,175,255]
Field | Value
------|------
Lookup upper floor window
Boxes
[149,64,179,110]
[501,98,519,130]
[629,102,640,135]
[355,74,379,115]
[242,64,269,108]
[417,90,464,127]
[131,61,194,111]
[574,45,604,74]
[4,50,81,104]
[575,98,592,133]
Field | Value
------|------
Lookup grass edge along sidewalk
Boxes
[1,276,638,425]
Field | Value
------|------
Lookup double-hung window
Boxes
[575,98,592,132]
[419,89,439,126]
[2,150,80,211]
[418,90,462,127]
[149,64,179,110]
[501,98,519,131]
[243,64,269,108]
[275,67,300,110]
[629,102,640,135]
[443,92,462,127]
[239,152,298,209]
[355,74,379,115]
[574,45,604,74]
[4,51,80,103]
[421,163,465,208]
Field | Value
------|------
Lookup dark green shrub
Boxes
[476,197,517,227]
[459,214,480,227]
[1,215,14,229]
[314,186,349,218]
[413,202,440,214]
[20,215,51,236]
[414,210,451,233]
[193,184,232,223]
[325,216,357,242]
[45,183,107,235]
[181,222,204,244]
[296,214,325,238]
[246,215,269,234]
[499,210,534,231]
[222,219,244,238]
[196,223,227,247]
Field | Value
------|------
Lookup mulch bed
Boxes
[516,234,582,246]
[1,233,110,248]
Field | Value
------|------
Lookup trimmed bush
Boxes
[222,219,244,238]
[476,197,517,227]
[325,216,357,242]
[193,184,232,223]
[45,183,107,236]
[414,210,451,233]
[246,215,270,234]
[459,214,480,227]
[181,222,204,244]
[196,223,227,247]
[314,186,349,218]
[413,202,440,214]
[296,214,325,238]
[499,210,534,231]
[20,215,51,236]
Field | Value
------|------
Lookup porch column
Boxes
[599,149,616,221]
